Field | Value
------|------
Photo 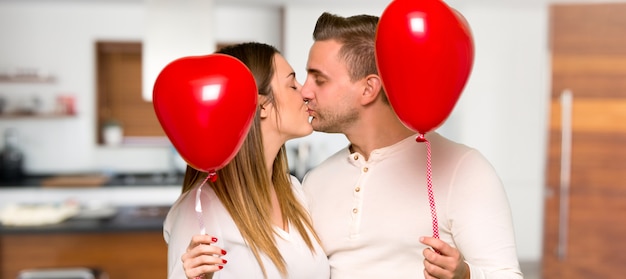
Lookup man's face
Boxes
[301,40,360,133]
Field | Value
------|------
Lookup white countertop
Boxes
[0,186,181,208]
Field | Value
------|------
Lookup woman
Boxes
[163,42,329,279]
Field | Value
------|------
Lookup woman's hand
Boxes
[181,234,228,279]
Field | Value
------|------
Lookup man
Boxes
[300,12,523,279]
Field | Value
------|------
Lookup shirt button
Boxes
[363,167,369,172]
[353,154,359,160]
[352,208,358,214]
[355,187,361,192]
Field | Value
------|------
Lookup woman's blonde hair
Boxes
[181,42,321,278]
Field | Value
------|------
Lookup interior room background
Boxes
[0,0,554,265]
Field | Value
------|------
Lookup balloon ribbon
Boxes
[416,133,439,240]
[195,173,215,235]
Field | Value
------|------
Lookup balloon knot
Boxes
[208,171,218,182]
[416,133,427,142]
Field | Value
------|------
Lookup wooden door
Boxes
[544,3,626,278]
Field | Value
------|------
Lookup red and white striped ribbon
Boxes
[416,133,439,239]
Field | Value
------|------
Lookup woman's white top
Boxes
[164,176,330,279]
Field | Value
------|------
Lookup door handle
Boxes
[557,89,573,260]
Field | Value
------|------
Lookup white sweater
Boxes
[302,132,522,279]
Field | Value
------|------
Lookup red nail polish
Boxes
[221,249,227,255]
[212,237,218,242]
[222,259,227,264]
[218,266,224,270]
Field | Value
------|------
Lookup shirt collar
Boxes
[347,133,419,163]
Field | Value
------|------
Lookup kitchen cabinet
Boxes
[0,206,170,279]
[1,231,167,279]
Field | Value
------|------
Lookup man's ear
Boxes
[361,74,383,105]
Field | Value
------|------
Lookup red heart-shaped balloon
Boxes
[153,54,257,174]
[375,0,474,134]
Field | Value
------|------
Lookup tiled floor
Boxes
[520,261,541,279]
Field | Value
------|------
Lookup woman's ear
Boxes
[361,74,383,105]
[259,104,269,119]
[258,96,270,119]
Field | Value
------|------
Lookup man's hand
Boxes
[420,236,469,279]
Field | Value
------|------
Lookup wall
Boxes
[454,4,549,262]
[0,0,549,262]
[0,1,282,174]
[0,1,149,173]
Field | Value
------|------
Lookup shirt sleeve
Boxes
[447,149,523,279]
[163,190,199,279]
[289,175,310,210]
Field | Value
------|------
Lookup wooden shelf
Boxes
[0,112,75,119]
[0,75,55,83]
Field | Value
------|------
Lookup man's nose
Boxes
[301,78,314,101]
